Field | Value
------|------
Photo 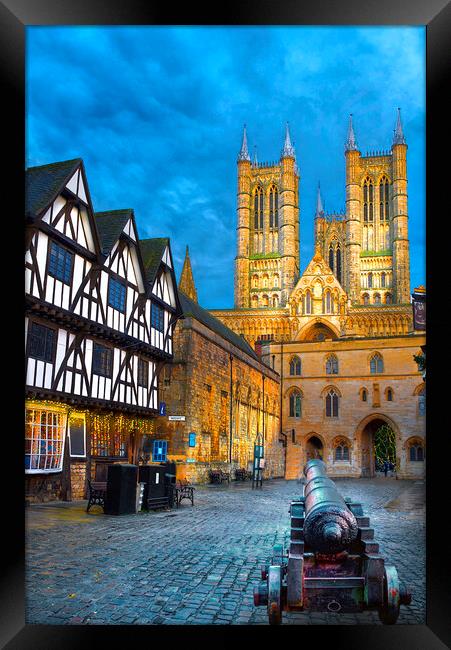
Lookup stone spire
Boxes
[315,182,324,218]
[392,107,407,146]
[238,124,251,161]
[281,122,296,158]
[345,114,358,151]
[178,245,198,303]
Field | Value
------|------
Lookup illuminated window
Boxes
[152,440,168,462]
[25,408,66,473]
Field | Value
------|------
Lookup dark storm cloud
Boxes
[26,26,425,307]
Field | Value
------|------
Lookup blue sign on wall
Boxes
[159,402,166,416]
[189,432,196,447]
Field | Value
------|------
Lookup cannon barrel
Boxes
[303,459,358,553]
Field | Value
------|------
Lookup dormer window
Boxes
[108,277,126,313]
[48,241,73,285]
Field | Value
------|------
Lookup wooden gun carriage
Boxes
[253,459,411,625]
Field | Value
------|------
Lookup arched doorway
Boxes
[358,416,398,477]
[306,435,323,461]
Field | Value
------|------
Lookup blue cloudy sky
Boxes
[26,26,425,308]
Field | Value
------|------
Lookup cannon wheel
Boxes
[378,565,401,625]
[267,565,282,625]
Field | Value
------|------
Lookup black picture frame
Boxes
[4,1,449,648]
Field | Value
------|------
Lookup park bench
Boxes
[235,468,252,481]
[173,478,195,507]
[209,469,231,484]
[86,479,107,512]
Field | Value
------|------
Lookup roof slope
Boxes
[179,291,258,360]
[140,237,169,284]
[95,209,133,255]
[26,158,82,217]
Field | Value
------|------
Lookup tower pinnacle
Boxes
[281,122,296,158]
[392,108,407,146]
[315,182,325,218]
[345,114,358,152]
[238,124,251,161]
[178,245,198,303]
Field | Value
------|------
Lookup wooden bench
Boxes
[209,469,231,484]
[86,479,107,512]
[235,468,252,481]
[174,478,195,507]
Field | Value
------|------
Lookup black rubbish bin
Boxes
[104,464,138,515]
[138,464,168,510]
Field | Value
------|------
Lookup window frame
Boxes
[27,320,57,364]
[152,439,168,462]
[137,357,149,388]
[326,354,339,375]
[289,390,302,418]
[47,240,74,285]
[370,353,384,374]
[108,276,127,313]
[25,407,67,474]
[325,389,339,418]
[151,302,165,333]
[68,412,86,458]
[92,341,113,378]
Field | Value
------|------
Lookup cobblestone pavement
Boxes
[25,477,425,625]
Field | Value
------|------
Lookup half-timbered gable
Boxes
[140,238,181,357]
[25,159,101,313]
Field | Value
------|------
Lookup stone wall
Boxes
[157,316,284,483]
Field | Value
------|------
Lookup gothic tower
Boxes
[179,245,198,302]
[344,110,410,306]
[234,124,300,310]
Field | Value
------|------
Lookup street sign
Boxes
[159,402,166,416]
[168,415,186,421]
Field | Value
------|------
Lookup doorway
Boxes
[306,435,323,461]
[360,417,397,477]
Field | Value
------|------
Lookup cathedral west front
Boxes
[209,110,425,479]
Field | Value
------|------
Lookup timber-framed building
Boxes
[25,158,181,502]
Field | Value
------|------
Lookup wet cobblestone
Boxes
[25,477,425,625]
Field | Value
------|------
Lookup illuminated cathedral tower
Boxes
[234,124,300,310]
[344,109,411,305]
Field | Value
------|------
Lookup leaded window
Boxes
[269,185,278,228]
[370,353,384,374]
[289,390,302,418]
[137,358,149,388]
[363,177,374,222]
[409,444,424,461]
[92,342,113,377]
[329,246,334,272]
[48,241,73,284]
[108,277,126,312]
[289,356,301,376]
[334,442,349,461]
[380,177,389,221]
[326,354,338,375]
[325,389,339,417]
[336,246,342,284]
[368,273,373,288]
[27,321,56,363]
[254,186,263,230]
[25,408,66,473]
[151,303,165,332]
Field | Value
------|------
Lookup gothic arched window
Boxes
[252,274,258,288]
[361,388,368,402]
[370,352,384,374]
[325,389,339,417]
[368,273,373,288]
[325,290,332,314]
[273,274,279,288]
[329,246,334,272]
[386,387,393,402]
[362,293,370,306]
[334,440,350,461]
[381,272,386,288]
[374,293,381,305]
[262,294,269,307]
[409,441,424,462]
[269,185,278,229]
[289,389,302,418]
[385,293,392,305]
[326,354,339,375]
[254,186,263,230]
[289,356,301,376]
[379,177,389,221]
[272,295,279,308]
[363,177,374,222]
[336,246,342,283]
[304,290,312,315]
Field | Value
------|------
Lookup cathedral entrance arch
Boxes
[295,319,339,342]
[305,435,323,461]
[356,414,400,478]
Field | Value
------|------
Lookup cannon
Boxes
[253,459,411,624]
